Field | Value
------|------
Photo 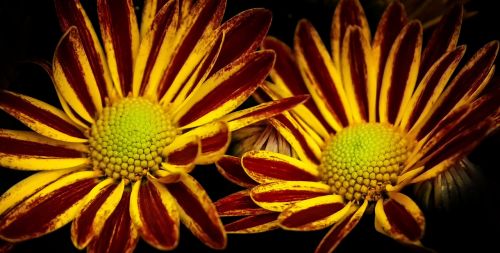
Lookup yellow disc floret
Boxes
[319,123,411,203]
[88,97,177,182]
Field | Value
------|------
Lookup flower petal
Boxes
[379,21,422,125]
[0,129,88,170]
[173,50,275,128]
[222,95,309,131]
[130,179,179,250]
[0,170,100,242]
[295,20,349,130]
[166,174,226,249]
[215,155,256,188]
[53,27,103,122]
[225,213,279,234]
[215,190,269,217]
[209,8,271,75]
[88,191,139,253]
[250,181,331,212]
[242,150,319,184]
[97,0,139,96]
[162,133,200,169]
[0,91,86,142]
[180,121,230,164]
[374,192,425,245]
[315,200,367,253]
[139,0,172,38]
[278,195,350,231]
[54,0,115,102]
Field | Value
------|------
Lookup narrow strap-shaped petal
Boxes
[242,150,319,184]
[53,27,103,123]
[98,0,139,97]
[414,41,499,140]
[130,179,179,250]
[88,191,139,253]
[315,200,367,253]
[70,178,116,249]
[374,192,425,245]
[278,195,350,231]
[156,0,226,101]
[250,181,331,212]
[55,0,115,103]
[372,1,407,116]
[140,0,171,38]
[0,129,88,170]
[0,168,82,216]
[178,121,229,164]
[419,5,462,80]
[221,95,309,131]
[331,0,370,68]
[225,213,279,234]
[295,20,349,131]
[263,37,333,138]
[162,133,200,170]
[341,26,376,122]
[269,114,321,165]
[0,170,100,242]
[215,190,270,216]
[209,8,271,75]
[215,155,256,188]
[0,91,86,142]
[166,174,226,249]
[173,50,275,128]
[379,21,422,125]
[402,46,465,132]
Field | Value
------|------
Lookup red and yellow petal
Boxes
[225,213,279,234]
[0,170,101,242]
[0,91,86,142]
[242,150,319,184]
[278,195,350,231]
[166,174,226,249]
[0,129,88,170]
[215,190,269,217]
[374,192,425,245]
[162,133,200,172]
[215,155,257,188]
[179,121,230,164]
[250,181,331,212]
[130,179,179,250]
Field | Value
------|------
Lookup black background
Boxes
[1,0,499,252]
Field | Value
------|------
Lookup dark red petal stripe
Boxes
[73,183,117,246]
[167,140,199,165]
[263,38,333,133]
[88,191,137,253]
[383,199,422,241]
[242,155,317,182]
[215,190,269,216]
[0,135,83,158]
[98,0,136,95]
[419,5,463,80]
[296,21,348,126]
[345,27,369,121]
[56,28,97,117]
[0,91,85,139]
[177,51,274,127]
[407,47,466,131]
[139,180,178,248]
[281,203,344,228]
[417,41,499,139]
[0,178,98,239]
[166,180,225,248]
[252,190,327,203]
[225,213,279,232]
[315,212,357,253]
[209,9,271,76]
[55,0,108,104]
[228,95,309,123]
[157,0,225,98]
[216,156,256,187]
[332,0,367,59]
[201,124,229,155]
[386,22,421,123]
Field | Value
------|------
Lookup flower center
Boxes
[319,123,411,203]
[88,97,177,182]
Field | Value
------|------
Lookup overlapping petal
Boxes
[224,213,279,234]
[178,121,230,164]
[216,155,257,188]
[215,189,269,216]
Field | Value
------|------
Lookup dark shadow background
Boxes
[0,0,499,252]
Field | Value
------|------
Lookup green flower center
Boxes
[88,97,177,182]
[319,123,411,203]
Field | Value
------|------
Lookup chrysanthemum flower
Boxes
[0,0,308,252]
[216,0,499,251]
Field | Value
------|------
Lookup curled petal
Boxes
[180,121,230,164]
[216,155,256,188]
[215,190,269,217]
[225,213,279,234]
[162,133,200,170]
